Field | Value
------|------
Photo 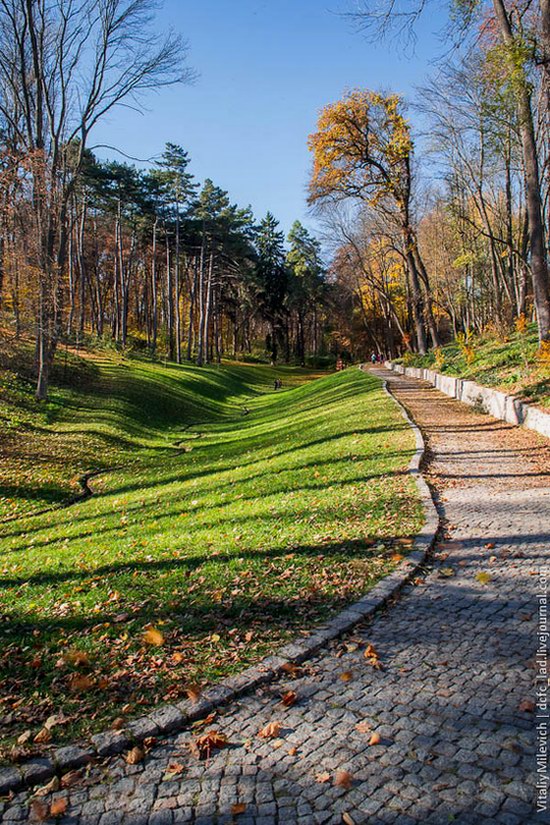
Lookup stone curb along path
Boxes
[0,365,439,797]
[385,360,550,440]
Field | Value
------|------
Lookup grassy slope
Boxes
[0,350,421,755]
[397,325,549,408]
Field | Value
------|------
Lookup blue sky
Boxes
[91,0,447,237]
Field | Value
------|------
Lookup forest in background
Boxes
[0,0,549,400]
[318,0,550,362]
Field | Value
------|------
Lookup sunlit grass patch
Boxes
[0,352,420,755]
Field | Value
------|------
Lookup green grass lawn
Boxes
[0,349,421,758]
[396,324,550,408]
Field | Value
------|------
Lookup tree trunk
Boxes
[492,0,550,341]
[175,205,181,363]
[151,217,158,355]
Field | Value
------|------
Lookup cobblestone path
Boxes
[4,369,549,824]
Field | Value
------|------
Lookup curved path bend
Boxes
[4,368,549,825]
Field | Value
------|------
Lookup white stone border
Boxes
[0,366,439,796]
[385,362,550,440]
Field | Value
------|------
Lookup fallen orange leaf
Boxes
[355,720,372,734]
[143,627,164,646]
[335,770,353,789]
[315,771,331,783]
[231,803,247,815]
[258,721,282,739]
[281,690,297,707]
[50,798,68,816]
[125,746,145,765]
[190,729,228,759]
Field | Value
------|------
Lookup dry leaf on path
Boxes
[335,771,353,789]
[190,729,228,759]
[165,762,185,778]
[30,800,49,821]
[60,770,82,789]
[343,813,356,825]
[340,671,353,682]
[192,711,216,729]
[364,643,383,669]
[125,746,145,765]
[355,721,372,734]
[258,721,282,739]
[231,803,247,815]
[475,572,492,584]
[369,732,381,745]
[315,771,331,783]
[50,798,68,816]
[280,690,297,707]
[34,777,60,797]
[519,699,535,713]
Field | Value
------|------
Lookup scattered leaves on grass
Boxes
[33,728,52,745]
[143,627,164,646]
[258,721,282,739]
[185,684,202,702]
[190,730,228,759]
[64,649,90,667]
[68,674,94,693]
[44,713,68,731]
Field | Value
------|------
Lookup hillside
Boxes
[0,346,421,753]
[395,325,550,409]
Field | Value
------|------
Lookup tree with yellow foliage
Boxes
[308,89,439,354]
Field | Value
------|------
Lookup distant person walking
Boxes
[371,352,377,365]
